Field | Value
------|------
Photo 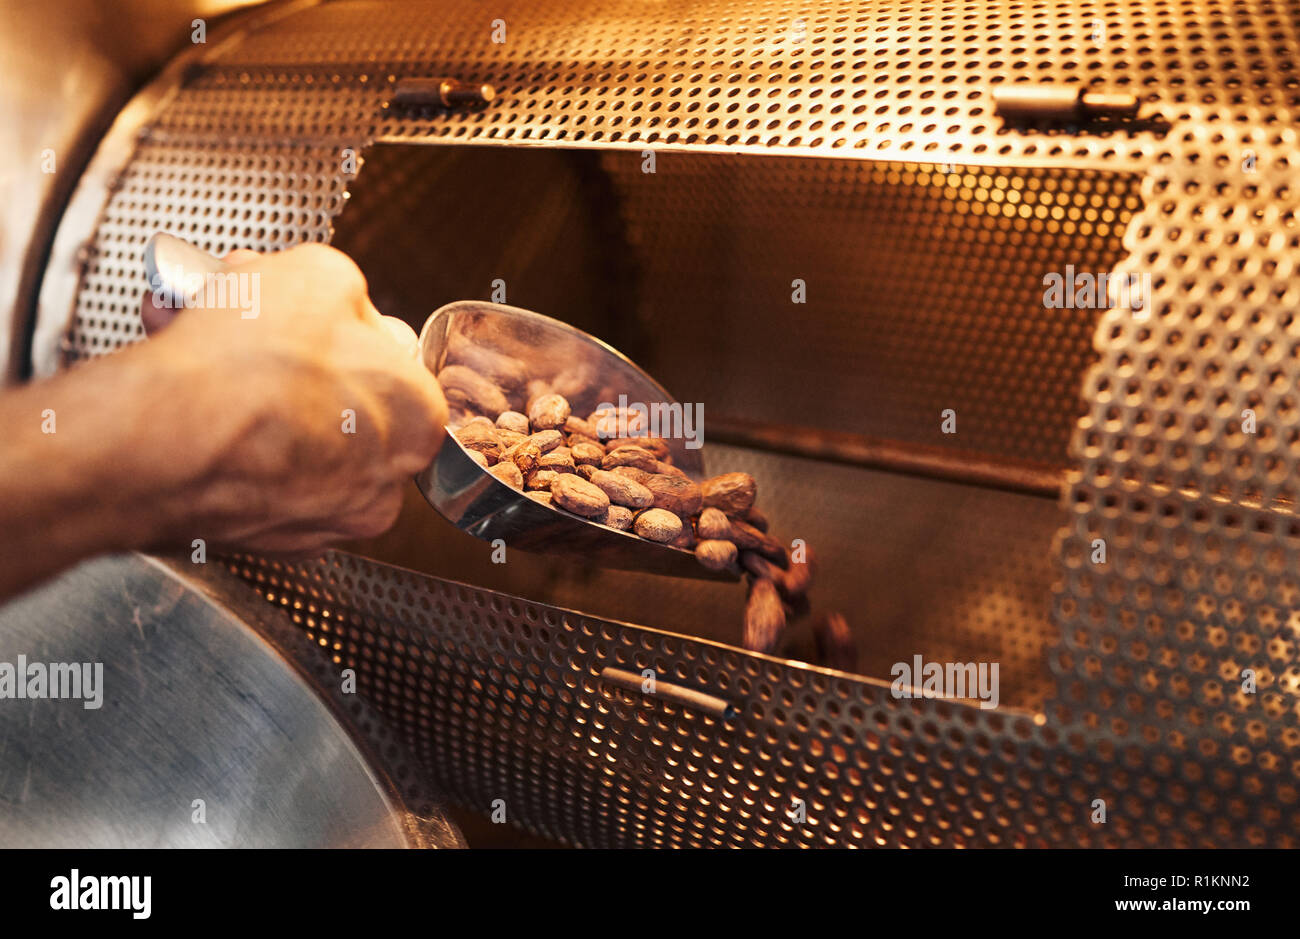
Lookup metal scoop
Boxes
[142,234,734,581]
[417,301,735,581]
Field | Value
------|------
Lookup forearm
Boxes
[0,341,206,600]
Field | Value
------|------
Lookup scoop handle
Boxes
[143,233,232,308]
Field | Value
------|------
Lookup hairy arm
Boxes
[0,243,447,601]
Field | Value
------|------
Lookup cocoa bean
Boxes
[781,544,814,597]
[502,440,542,477]
[743,579,785,653]
[527,430,564,454]
[571,442,605,466]
[446,334,528,392]
[575,464,599,481]
[633,508,682,543]
[610,465,652,485]
[608,436,669,460]
[740,550,784,582]
[729,518,787,566]
[702,472,757,516]
[564,415,597,439]
[538,448,576,474]
[551,474,611,518]
[600,505,635,531]
[528,393,572,431]
[488,462,523,489]
[467,450,489,469]
[567,433,604,451]
[438,365,509,416]
[695,539,737,571]
[587,469,655,509]
[812,612,856,672]
[526,469,560,491]
[642,473,703,519]
[454,424,500,462]
[601,445,659,472]
[525,491,553,507]
[495,428,528,449]
[696,507,733,541]
[495,410,531,435]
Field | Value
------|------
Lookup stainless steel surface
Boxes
[994,86,1142,122]
[143,232,233,306]
[24,0,1300,847]
[27,0,320,379]
[391,78,497,109]
[418,300,733,581]
[0,552,462,848]
[2,0,278,384]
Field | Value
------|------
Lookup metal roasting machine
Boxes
[1,0,1298,848]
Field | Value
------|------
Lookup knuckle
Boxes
[290,243,369,299]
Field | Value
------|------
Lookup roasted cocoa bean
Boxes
[781,545,814,597]
[526,469,560,491]
[551,474,611,518]
[744,579,785,653]
[812,612,856,672]
[610,465,652,485]
[702,472,757,516]
[600,505,635,531]
[695,539,738,571]
[567,433,604,451]
[438,365,509,416]
[642,473,703,519]
[695,507,733,541]
[527,429,564,453]
[538,448,576,474]
[633,508,682,543]
[495,410,531,435]
[587,469,655,509]
[446,334,528,392]
[601,445,659,472]
[740,550,784,582]
[729,518,787,565]
[528,393,571,431]
[495,428,528,449]
[607,436,669,460]
[454,424,500,462]
[571,442,605,466]
[489,462,524,489]
[502,440,542,477]
[563,415,597,439]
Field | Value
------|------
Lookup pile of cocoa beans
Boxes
[441,371,856,670]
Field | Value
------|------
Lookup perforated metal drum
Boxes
[30,0,1300,847]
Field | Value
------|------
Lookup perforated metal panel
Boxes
[1050,113,1300,820]
[34,0,1300,847]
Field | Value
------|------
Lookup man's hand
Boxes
[0,243,447,599]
